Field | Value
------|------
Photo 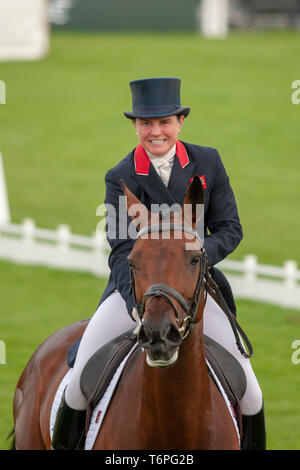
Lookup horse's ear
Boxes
[182,175,204,229]
[120,179,149,231]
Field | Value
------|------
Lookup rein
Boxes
[129,222,253,358]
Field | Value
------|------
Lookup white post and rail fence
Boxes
[0,218,299,310]
[0,152,299,310]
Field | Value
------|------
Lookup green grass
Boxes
[0,261,108,450]
[0,31,300,449]
[0,31,299,264]
[239,298,300,450]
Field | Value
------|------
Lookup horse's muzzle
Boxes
[138,320,182,368]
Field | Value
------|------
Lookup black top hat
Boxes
[124,77,190,119]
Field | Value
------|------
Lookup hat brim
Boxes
[124,106,190,119]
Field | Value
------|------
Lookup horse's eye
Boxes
[191,256,201,266]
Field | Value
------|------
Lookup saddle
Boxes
[68,329,246,435]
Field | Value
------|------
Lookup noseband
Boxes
[129,222,208,339]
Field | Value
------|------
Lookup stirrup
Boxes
[51,389,86,450]
[241,403,266,450]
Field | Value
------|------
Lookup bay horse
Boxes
[12,176,240,450]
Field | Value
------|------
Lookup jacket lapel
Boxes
[135,164,177,206]
[133,141,196,206]
[168,149,196,204]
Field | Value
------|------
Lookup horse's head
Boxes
[121,176,207,368]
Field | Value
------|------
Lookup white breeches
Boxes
[65,291,263,415]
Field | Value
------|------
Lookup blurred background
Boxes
[0,0,300,450]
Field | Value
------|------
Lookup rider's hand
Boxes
[131,307,139,322]
[132,307,142,335]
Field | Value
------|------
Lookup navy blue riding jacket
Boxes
[99,140,243,315]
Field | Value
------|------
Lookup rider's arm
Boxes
[204,149,243,267]
[104,169,136,316]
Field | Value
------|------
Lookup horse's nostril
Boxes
[138,324,152,347]
[165,323,182,346]
[138,321,182,349]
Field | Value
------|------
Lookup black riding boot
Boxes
[241,404,266,450]
[51,389,86,450]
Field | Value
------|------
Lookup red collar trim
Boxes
[176,140,189,168]
[134,144,150,175]
[134,141,189,175]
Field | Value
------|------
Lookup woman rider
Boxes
[52,78,266,450]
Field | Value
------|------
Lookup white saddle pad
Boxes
[50,344,239,449]
[50,343,138,450]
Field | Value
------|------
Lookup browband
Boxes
[137,223,203,245]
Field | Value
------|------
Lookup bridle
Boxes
[129,222,208,339]
[129,221,253,358]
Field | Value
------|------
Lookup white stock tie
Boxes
[156,158,173,187]
[147,144,176,187]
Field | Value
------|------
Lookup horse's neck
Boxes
[140,323,212,442]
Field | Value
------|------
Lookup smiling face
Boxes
[133,115,185,156]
